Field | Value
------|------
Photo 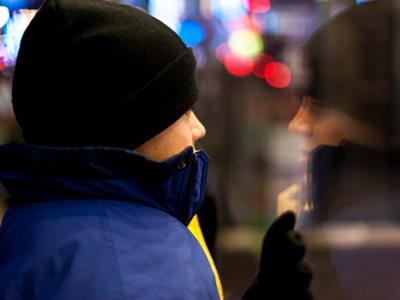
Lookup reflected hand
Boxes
[241,211,313,300]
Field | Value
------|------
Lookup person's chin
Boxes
[298,153,308,166]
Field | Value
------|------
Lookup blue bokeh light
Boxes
[178,20,206,47]
[0,0,27,12]
[265,9,279,36]
[210,0,247,21]
[149,0,184,32]
[3,12,27,64]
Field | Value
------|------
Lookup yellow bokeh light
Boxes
[228,28,263,58]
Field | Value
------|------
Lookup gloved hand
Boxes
[241,211,313,300]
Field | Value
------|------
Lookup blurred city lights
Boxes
[0,35,12,69]
[210,0,247,21]
[224,51,254,76]
[0,7,9,28]
[2,12,28,65]
[222,14,251,32]
[0,42,6,70]
[178,20,205,47]
[265,62,291,88]
[215,42,230,63]
[199,0,212,19]
[279,21,304,45]
[148,0,185,32]
[252,53,274,78]
[228,28,263,58]
[0,0,26,12]
[243,0,270,14]
[264,9,279,35]
[356,0,373,3]
[192,46,206,68]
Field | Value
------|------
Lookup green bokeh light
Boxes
[228,29,264,58]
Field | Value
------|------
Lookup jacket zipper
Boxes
[179,153,197,224]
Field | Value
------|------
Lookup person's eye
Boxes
[311,100,328,111]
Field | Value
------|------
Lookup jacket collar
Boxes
[308,140,400,222]
[0,142,210,226]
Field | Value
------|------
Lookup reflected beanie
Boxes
[295,0,393,135]
[12,0,199,149]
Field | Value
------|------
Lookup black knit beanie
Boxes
[12,0,199,149]
[295,0,394,135]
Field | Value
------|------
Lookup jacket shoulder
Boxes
[0,199,220,300]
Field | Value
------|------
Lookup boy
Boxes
[0,0,222,298]
[280,1,400,298]
[0,0,312,299]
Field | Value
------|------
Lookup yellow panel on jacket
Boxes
[188,215,224,300]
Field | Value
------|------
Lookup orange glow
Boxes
[243,0,271,14]
[265,62,291,88]
[224,51,254,77]
[252,53,274,78]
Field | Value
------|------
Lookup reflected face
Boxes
[134,109,206,162]
[288,96,392,166]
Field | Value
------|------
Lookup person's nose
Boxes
[191,112,206,143]
[288,104,313,138]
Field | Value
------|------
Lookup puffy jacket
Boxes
[278,141,400,300]
[0,142,222,300]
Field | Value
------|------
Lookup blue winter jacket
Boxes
[0,142,220,300]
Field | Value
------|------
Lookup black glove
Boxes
[242,211,313,300]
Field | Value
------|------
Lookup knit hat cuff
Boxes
[22,47,200,150]
[110,47,199,150]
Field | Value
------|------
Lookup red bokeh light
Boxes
[223,15,251,32]
[252,53,274,78]
[265,62,291,88]
[215,43,230,64]
[224,52,254,77]
[243,0,271,14]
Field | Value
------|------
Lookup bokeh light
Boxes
[264,8,279,35]
[0,43,6,71]
[0,35,11,68]
[228,28,263,58]
[0,0,26,12]
[3,12,28,64]
[215,42,230,63]
[210,0,247,21]
[243,0,270,14]
[0,7,9,29]
[252,53,274,78]
[222,14,251,32]
[178,20,205,47]
[265,62,291,88]
[192,46,206,68]
[224,51,254,77]
[148,0,185,32]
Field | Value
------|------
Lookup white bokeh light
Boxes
[148,0,185,32]
[0,7,9,29]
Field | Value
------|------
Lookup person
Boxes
[0,0,222,299]
[0,0,313,299]
[279,0,400,298]
[280,0,396,224]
